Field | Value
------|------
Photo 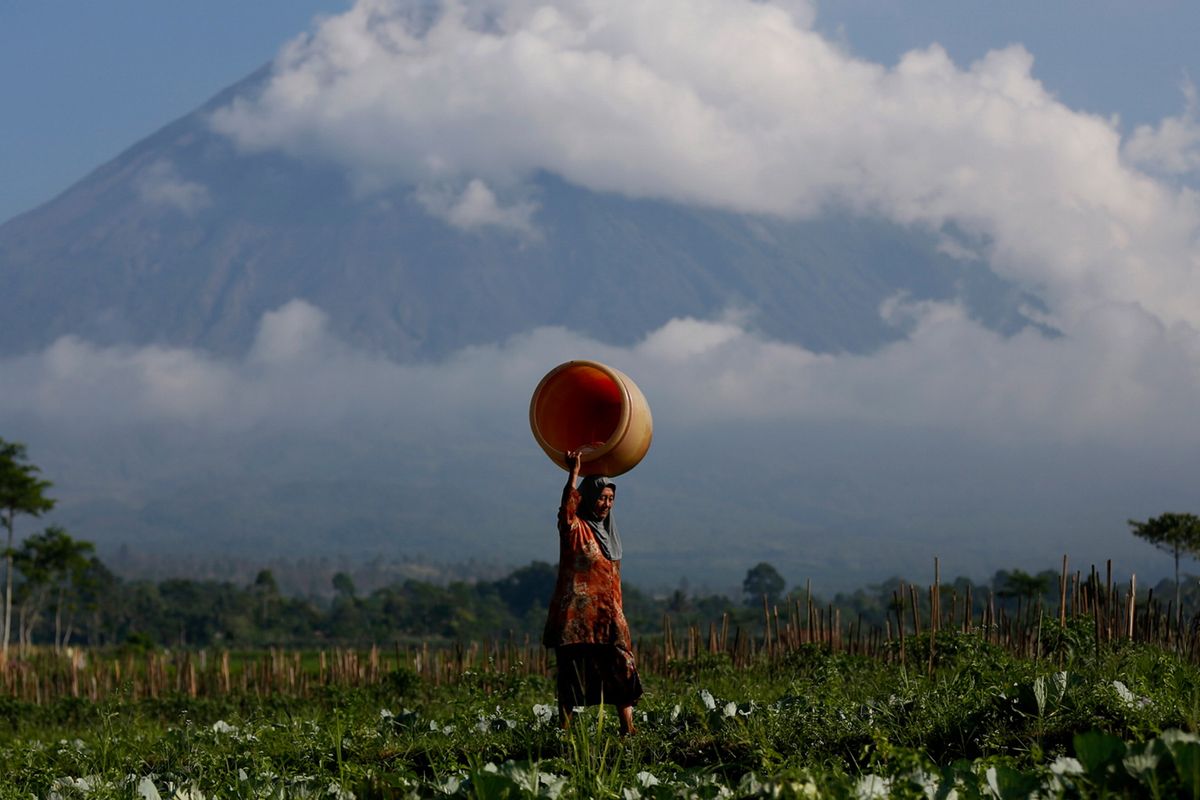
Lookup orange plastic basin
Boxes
[529,360,653,477]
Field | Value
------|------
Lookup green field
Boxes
[3,625,1200,799]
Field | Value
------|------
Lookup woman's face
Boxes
[593,487,615,520]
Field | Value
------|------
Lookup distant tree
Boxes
[995,569,1051,604]
[13,536,52,654]
[254,569,279,592]
[327,571,367,642]
[743,562,786,606]
[15,526,95,651]
[0,438,55,659]
[1128,513,1200,627]
[493,561,556,616]
[77,556,119,646]
[667,588,690,614]
[47,530,94,650]
[332,572,357,600]
[254,569,279,627]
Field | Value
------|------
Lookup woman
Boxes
[543,449,643,735]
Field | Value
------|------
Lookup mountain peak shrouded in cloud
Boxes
[210,0,1200,334]
[0,0,1199,588]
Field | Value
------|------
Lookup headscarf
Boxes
[577,475,622,561]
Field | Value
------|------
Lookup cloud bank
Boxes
[4,298,1199,451]
[3,298,1198,585]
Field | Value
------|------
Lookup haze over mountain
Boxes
[2,0,1199,592]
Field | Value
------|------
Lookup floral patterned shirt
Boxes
[542,486,633,650]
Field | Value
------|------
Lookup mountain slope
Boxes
[0,71,1034,360]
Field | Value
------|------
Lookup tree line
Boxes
[4,437,1200,652]
[2,551,1198,653]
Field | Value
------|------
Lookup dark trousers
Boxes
[555,644,643,708]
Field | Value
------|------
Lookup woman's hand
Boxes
[561,449,583,506]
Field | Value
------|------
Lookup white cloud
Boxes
[4,298,1199,451]
[209,0,1200,337]
[1124,80,1200,177]
[21,336,232,424]
[636,315,746,362]
[135,159,211,215]
[250,299,339,365]
[935,235,984,263]
[416,179,539,235]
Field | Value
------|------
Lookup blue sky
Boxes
[2,1,1197,225]
[0,1,350,224]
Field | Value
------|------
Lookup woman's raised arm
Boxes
[562,449,582,507]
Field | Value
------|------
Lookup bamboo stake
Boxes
[1128,575,1137,639]
[759,604,769,655]
[933,557,940,635]
[806,580,815,644]
[1059,555,1068,628]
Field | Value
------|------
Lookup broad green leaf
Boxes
[985,765,1042,799]
[1074,731,1126,776]
[1052,670,1068,702]
[1032,676,1047,717]
[1167,740,1200,798]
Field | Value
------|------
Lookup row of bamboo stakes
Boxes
[0,557,1195,703]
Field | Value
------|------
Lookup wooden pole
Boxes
[1059,555,1068,628]
[1128,575,1137,639]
